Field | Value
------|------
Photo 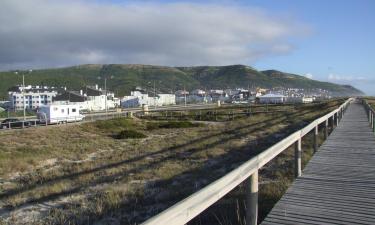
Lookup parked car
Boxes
[0,118,32,129]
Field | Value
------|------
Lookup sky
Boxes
[0,0,374,94]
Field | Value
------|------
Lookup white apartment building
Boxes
[53,85,119,112]
[121,91,176,108]
[258,94,287,104]
[8,85,58,110]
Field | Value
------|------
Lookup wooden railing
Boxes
[141,98,353,225]
[363,99,375,133]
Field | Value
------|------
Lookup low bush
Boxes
[115,129,147,139]
[146,121,202,130]
[93,118,135,132]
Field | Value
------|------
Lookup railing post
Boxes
[324,119,328,139]
[246,170,258,225]
[369,110,372,123]
[294,138,302,178]
[313,125,318,153]
[331,115,335,130]
[336,112,339,126]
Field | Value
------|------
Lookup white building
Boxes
[121,91,176,108]
[8,85,58,110]
[191,89,206,96]
[286,96,314,104]
[258,94,286,104]
[53,85,119,112]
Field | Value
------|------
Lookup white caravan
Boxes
[37,105,85,124]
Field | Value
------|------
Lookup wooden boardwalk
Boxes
[262,102,375,225]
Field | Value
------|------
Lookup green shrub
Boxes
[94,118,134,131]
[146,121,202,130]
[115,130,146,139]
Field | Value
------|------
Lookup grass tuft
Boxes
[115,130,147,139]
[146,121,202,130]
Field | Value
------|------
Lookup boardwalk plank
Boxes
[262,102,375,225]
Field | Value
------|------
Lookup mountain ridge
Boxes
[0,64,364,100]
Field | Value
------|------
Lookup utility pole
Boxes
[15,70,32,121]
[154,80,156,109]
[104,77,107,116]
[184,85,187,107]
[22,74,25,121]
[98,66,113,117]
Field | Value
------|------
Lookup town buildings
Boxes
[8,85,58,110]
[121,89,176,108]
[53,85,120,111]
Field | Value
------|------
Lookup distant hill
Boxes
[0,64,364,99]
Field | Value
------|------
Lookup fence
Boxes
[141,98,353,225]
[363,99,375,133]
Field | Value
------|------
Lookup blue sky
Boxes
[1,0,374,94]
[250,0,375,95]
[103,0,375,94]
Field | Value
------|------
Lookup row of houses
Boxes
[7,85,119,112]
[5,85,324,112]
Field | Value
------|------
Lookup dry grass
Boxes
[0,99,345,225]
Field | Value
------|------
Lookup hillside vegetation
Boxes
[0,64,363,99]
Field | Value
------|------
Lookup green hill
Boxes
[0,64,363,100]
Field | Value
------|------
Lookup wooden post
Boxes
[246,170,258,225]
[336,112,339,126]
[294,138,302,178]
[370,109,373,124]
[324,119,328,139]
[331,115,335,130]
[313,125,318,153]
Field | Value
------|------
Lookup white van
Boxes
[37,105,85,124]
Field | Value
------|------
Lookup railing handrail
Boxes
[142,98,353,225]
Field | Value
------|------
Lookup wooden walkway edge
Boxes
[261,102,375,225]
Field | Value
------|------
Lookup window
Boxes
[54,107,58,111]
[72,108,77,112]
[61,109,64,113]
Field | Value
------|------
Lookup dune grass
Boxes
[0,99,345,225]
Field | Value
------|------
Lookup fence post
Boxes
[313,125,318,153]
[294,138,302,178]
[369,110,372,123]
[324,119,328,139]
[246,170,258,225]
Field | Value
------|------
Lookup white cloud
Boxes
[304,73,313,79]
[0,0,309,70]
